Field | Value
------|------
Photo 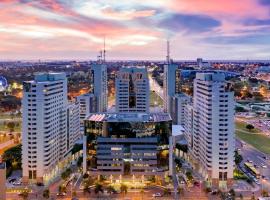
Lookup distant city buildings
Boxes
[116,66,149,113]
[184,73,235,189]
[22,73,80,184]
[76,63,108,134]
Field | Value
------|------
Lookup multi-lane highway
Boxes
[236,139,270,190]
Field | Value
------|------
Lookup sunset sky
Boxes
[1,0,270,60]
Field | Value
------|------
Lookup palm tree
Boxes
[177,187,184,196]
[43,189,50,199]
[94,183,103,196]
[163,188,171,196]
[107,185,116,194]
[239,193,243,200]
[59,185,67,194]
[120,184,128,197]
[19,191,29,200]
[83,183,91,195]
[251,193,256,200]
[140,188,144,200]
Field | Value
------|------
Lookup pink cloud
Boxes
[170,0,269,19]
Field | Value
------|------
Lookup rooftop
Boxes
[86,112,172,122]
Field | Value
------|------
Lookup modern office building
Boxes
[67,102,81,148]
[90,64,108,112]
[22,73,79,185]
[116,66,150,113]
[184,73,235,189]
[76,93,98,133]
[0,158,6,200]
[83,112,172,181]
[163,63,182,114]
[170,93,191,126]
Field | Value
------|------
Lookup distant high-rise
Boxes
[184,73,235,188]
[67,102,81,148]
[22,73,79,184]
[163,63,182,113]
[90,63,107,112]
[116,66,149,113]
[170,93,191,126]
[76,93,98,133]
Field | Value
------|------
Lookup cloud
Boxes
[1,0,270,59]
[159,14,221,33]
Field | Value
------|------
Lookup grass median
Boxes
[235,121,270,155]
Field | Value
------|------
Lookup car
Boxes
[57,192,67,196]
[8,178,16,183]
[152,193,162,197]
[262,164,267,168]
[211,190,218,195]
[263,156,269,160]
[193,181,200,187]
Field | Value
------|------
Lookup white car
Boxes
[262,164,267,168]
[152,193,162,197]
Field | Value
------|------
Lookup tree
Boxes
[186,171,193,181]
[251,193,256,200]
[19,191,29,200]
[262,190,269,197]
[59,185,67,194]
[229,189,235,198]
[94,183,103,195]
[163,188,171,196]
[177,187,184,196]
[83,185,91,195]
[77,156,83,167]
[246,124,254,132]
[61,168,72,180]
[234,150,243,165]
[239,193,243,199]
[7,121,15,134]
[140,188,144,200]
[107,185,116,194]
[120,184,128,195]
[43,189,50,199]
[72,191,77,198]
[2,144,22,176]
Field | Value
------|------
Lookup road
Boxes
[236,138,270,190]
[148,74,164,100]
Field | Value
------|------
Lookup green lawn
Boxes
[235,120,270,154]
[236,130,270,155]
[150,91,163,107]
[235,121,260,133]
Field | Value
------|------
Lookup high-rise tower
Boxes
[116,66,149,113]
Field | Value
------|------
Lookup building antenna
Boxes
[166,39,170,64]
[103,36,106,63]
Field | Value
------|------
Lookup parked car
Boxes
[57,192,67,196]
[193,181,200,187]
[261,164,267,168]
[152,193,162,197]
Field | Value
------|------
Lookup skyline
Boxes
[1,0,270,60]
